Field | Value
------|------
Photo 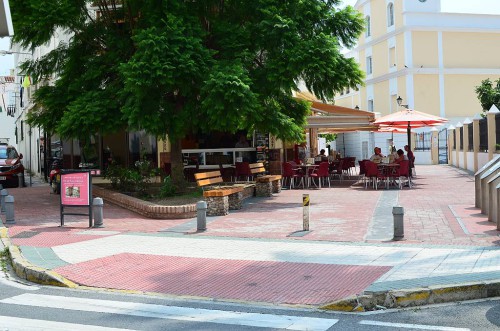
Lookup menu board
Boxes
[61,172,90,206]
[254,131,269,163]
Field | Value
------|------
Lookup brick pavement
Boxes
[1,165,499,307]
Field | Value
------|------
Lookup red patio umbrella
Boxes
[374,108,448,148]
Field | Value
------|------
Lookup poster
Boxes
[61,172,90,206]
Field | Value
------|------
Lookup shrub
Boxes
[159,176,177,198]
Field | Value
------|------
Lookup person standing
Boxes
[404,145,415,177]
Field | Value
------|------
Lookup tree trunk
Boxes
[170,138,188,189]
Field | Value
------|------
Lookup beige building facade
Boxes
[335,0,500,164]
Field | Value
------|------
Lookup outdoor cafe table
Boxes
[377,163,400,189]
[296,164,320,189]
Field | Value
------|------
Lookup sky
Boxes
[2,0,500,76]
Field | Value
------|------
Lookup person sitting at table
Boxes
[404,145,415,177]
[315,149,328,162]
[394,149,408,163]
[370,147,384,163]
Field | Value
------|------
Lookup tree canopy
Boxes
[475,78,500,115]
[12,0,365,184]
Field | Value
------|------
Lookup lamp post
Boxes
[396,96,411,150]
[396,96,409,109]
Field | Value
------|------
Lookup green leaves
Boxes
[475,78,500,112]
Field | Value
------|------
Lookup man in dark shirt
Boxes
[404,145,415,177]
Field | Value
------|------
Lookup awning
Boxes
[0,0,13,37]
[294,91,377,132]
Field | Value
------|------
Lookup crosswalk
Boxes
[0,294,338,331]
[0,293,472,331]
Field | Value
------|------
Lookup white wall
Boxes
[466,152,474,172]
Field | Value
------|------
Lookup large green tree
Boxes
[475,78,500,116]
[12,0,364,186]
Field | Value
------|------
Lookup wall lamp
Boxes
[396,96,409,108]
[354,105,359,110]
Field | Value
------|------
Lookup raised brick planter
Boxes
[92,185,196,219]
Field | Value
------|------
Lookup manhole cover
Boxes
[11,231,40,238]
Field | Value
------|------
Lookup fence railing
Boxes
[414,132,432,151]
[479,118,488,152]
[467,123,473,151]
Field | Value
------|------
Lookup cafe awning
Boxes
[294,91,377,132]
[0,0,13,36]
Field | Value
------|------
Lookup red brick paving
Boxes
[53,253,391,305]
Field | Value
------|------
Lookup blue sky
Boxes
[2,0,500,76]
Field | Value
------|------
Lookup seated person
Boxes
[369,147,384,162]
[394,149,408,163]
[315,149,329,162]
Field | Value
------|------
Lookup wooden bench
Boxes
[194,171,244,216]
[249,163,282,197]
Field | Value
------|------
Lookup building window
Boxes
[389,47,396,68]
[366,56,373,74]
[365,16,371,37]
[387,3,394,27]
[21,121,24,141]
[368,99,374,112]
[346,87,350,94]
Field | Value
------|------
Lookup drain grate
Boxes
[11,231,40,238]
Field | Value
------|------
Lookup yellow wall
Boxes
[395,32,405,70]
[443,32,500,68]
[413,75,440,116]
[412,31,439,68]
[335,95,356,108]
[394,0,403,30]
[373,42,388,76]
[370,0,388,39]
[444,75,497,116]
[374,80,390,115]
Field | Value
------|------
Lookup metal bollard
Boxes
[303,194,310,231]
[0,189,8,214]
[93,197,104,228]
[5,195,15,224]
[392,206,404,240]
[196,201,207,231]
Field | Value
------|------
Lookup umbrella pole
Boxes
[407,122,411,149]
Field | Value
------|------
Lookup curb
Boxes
[321,281,500,312]
[0,226,78,288]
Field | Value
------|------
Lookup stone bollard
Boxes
[0,189,8,214]
[5,195,15,224]
[93,197,104,227]
[196,201,207,231]
[303,194,310,231]
[392,206,404,240]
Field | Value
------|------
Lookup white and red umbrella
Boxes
[374,108,448,147]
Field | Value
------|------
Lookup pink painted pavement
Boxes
[53,253,391,305]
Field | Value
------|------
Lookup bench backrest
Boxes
[194,171,224,187]
[249,162,266,176]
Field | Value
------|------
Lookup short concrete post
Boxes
[93,197,104,228]
[393,206,404,241]
[5,195,15,224]
[303,194,310,231]
[197,201,207,231]
[0,189,8,214]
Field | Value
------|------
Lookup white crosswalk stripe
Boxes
[0,316,135,331]
[359,320,471,330]
[0,294,338,331]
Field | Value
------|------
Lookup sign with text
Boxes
[61,172,90,206]
[60,170,93,227]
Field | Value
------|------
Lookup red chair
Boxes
[282,162,304,189]
[234,162,252,181]
[309,162,331,188]
[364,160,385,189]
[397,160,412,188]
[330,159,344,182]
[219,163,235,182]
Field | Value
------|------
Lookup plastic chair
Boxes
[364,160,384,189]
[282,162,304,189]
[234,162,252,181]
[397,160,412,188]
[309,162,331,188]
[330,159,344,182]
[219,163,235,182]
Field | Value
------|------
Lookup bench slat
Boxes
[250,167,266,174]
[197,177,224,187]
[194,171,222,181]
[203,186,244,197]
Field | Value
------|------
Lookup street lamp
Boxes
[396,95,409,108]
[354,105,360,110]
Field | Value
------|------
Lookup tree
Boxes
[475,78,500,116]
[12,0,365,187]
